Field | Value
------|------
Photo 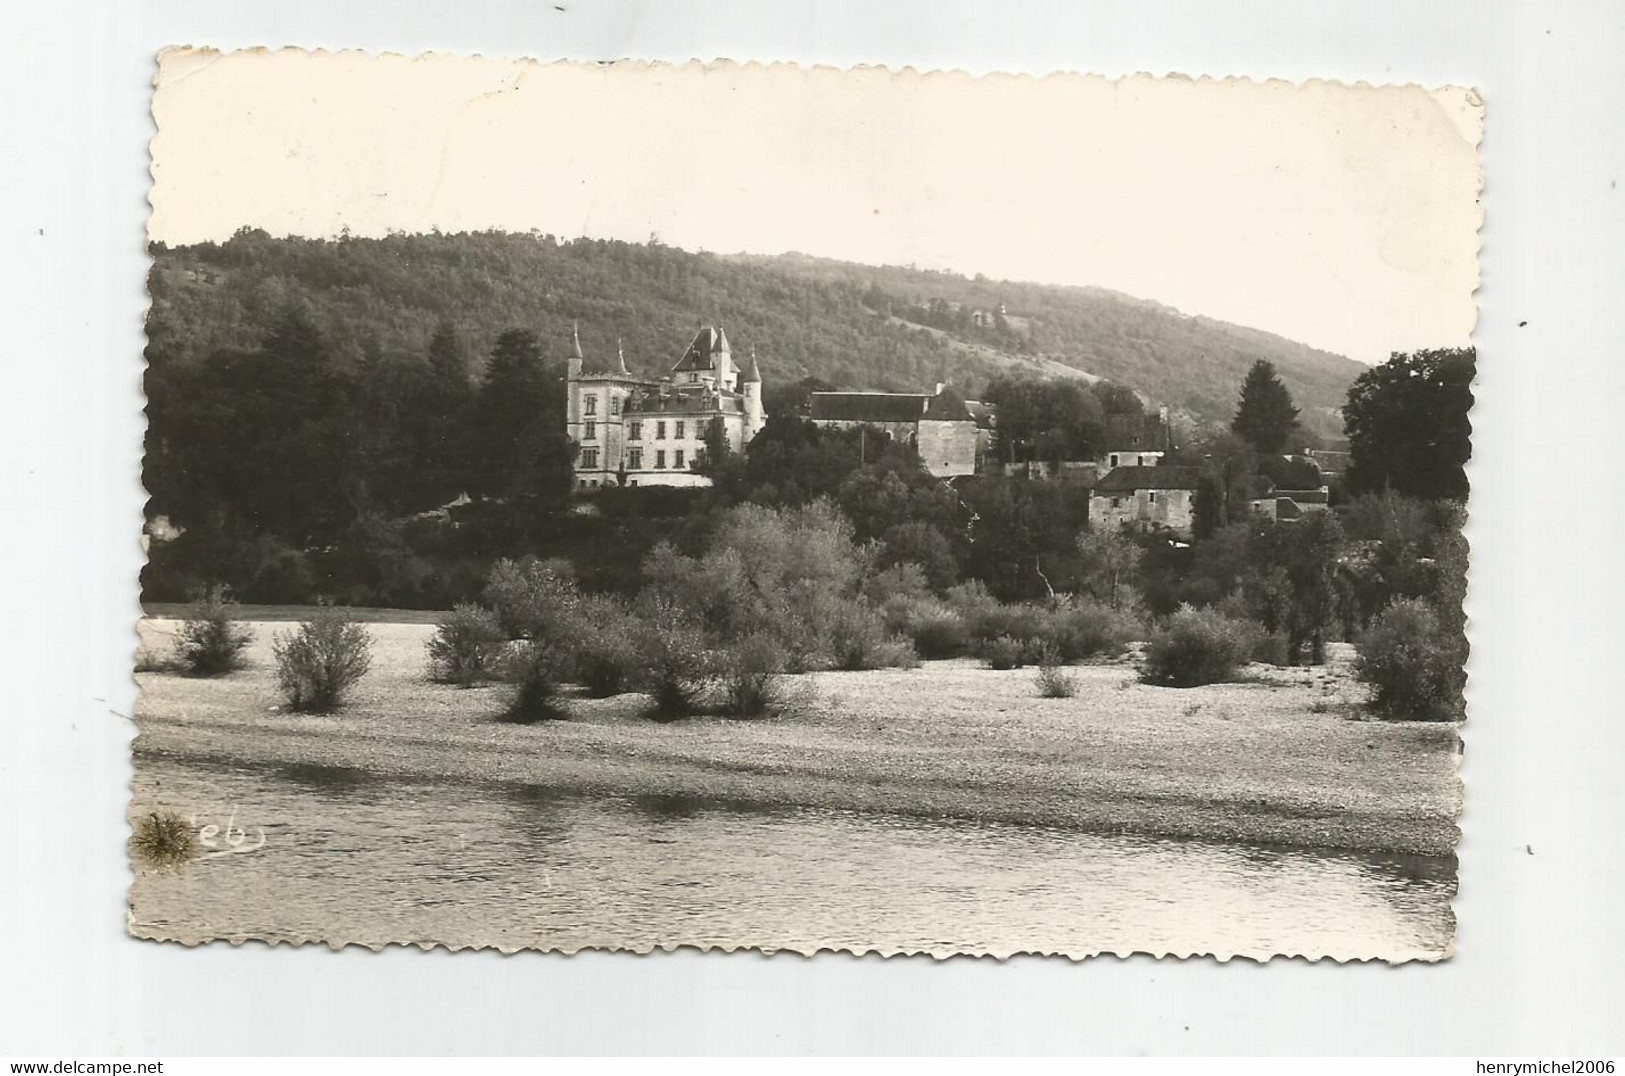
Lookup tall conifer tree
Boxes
[1232,360,1300,454]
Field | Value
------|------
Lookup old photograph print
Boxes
[134,52,1481,959]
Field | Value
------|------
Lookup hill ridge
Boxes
[146,230,1362,435]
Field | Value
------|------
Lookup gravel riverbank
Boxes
[134,619,1462,858]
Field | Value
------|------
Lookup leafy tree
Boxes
[1252,511,1344,664]
[1343,348,1475,499]
[1090,381,1145,417]
[1232,360,1300,454]
[741,416,927,506]
[983,377,1105,463]
[835,469,917,542]
[1183,429,1258,538]
[762,375,837,419]
[877,521,961,593]
[147,307,361,546]
[960,479,1091,601]
[1355,599,1466,721]
[1075,528,1143,608]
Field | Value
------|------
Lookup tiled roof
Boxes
[1307,449,1351,472]
[1092,465,1201,492]
[1277,488,1329,504]
[672,327,729,372]
[809,392,930,423]
[626,391,742,415]
[922,385,973,421]
[1100,413,1170,452]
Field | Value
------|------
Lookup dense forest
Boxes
[146,229,1362,433]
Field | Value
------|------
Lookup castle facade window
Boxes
[628,448,642,470]
[581,448,599,469]
[629,421,642,440]
[655,450,666,469]
[584,394,597,416]
[675,420,686,439]
[584,420,596,440]
[675,449,685,469]
[656,421,667,440]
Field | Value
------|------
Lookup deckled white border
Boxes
[8,0,1622,1056]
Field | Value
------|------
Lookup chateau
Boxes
[566,325,767,489]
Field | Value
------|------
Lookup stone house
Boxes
[1089,465,1202,538]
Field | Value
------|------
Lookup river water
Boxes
[129,753,1455,960]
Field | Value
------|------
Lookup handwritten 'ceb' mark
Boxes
[190,809,266,859]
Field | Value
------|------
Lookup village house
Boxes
[1248,455,1334,522]
[566,325,767,489]
[1088,465,1202,538]
[808,384,985,477]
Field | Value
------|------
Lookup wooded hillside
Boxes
[146,230,1362,433]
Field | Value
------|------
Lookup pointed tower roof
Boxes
[613,338,630,375]
[673,327,726,373]
[571,321,583,360]
[744,347,762,383]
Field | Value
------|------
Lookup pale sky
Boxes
[150,51,1483,363]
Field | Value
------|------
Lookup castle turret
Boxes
[567,321,584,382]
[712,325,735,391]
[743,347,766,438]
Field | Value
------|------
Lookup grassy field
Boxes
[133,616,1463,858]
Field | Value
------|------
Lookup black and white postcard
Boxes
[132,51,1481,961]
